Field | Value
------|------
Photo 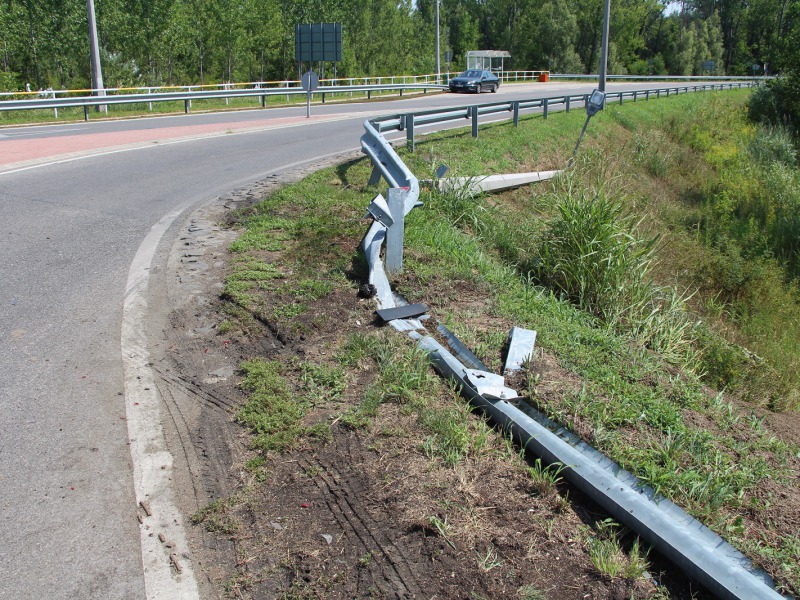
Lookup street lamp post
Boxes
[435,0,441,83]
[87,0,106,111]
[599,0,611,92]
[569,0,611,167]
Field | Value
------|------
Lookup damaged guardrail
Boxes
[416,334,783,600]
[358,79,788,599]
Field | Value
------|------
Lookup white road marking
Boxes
[120,146,360,599]
[0,127,83,137]
[123,205,200,600]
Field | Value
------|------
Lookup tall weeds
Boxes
[532,184,700,370]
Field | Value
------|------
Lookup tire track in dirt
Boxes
[149,152,365,595]
[299,432,426,599]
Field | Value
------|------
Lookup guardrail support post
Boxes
[184,99,190,113]
[619,93,623,105]
[543,98,549,119]
[471,105,479,138]
[261,95,266,108]
[513,101,520,126]
[368,167,382,187]
[565,96,570,113]
[368,90,372,100]
[406,115,415,152]
[633,90,638,102]
[84,106,89,122]
[386,188,405,274]
[646,90,650,101]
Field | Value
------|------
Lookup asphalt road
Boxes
[0,80,721,599]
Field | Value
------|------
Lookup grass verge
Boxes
[219,88,800,595]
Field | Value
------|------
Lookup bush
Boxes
[747,126,797,167]
[749,77,800,133]
[533,186,653,319]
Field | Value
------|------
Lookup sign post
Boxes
[301,70,319,118]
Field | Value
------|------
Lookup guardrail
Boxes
[0,73,450,100]
[0,71,549,103]
[371,81,757,151]
[552,73,768,81]
[358,78,783,600]
[1,73,761,122]
[0,82,447,120]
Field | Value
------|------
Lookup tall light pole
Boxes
[87,0,106,109]
[598,0,611,92]
[435,0,441,82]
[569,0,611,168]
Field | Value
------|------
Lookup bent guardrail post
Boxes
[368,167,383,187]
[385,188,406,274]
[366,190,406,275]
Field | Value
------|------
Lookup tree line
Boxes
[0,0,798,91]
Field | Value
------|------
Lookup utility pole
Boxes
[435,0,441,83]
[87,0,106,111]
[599,0,611,93]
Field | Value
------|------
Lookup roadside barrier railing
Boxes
[369,81,757,151]
[0,73,448,100]
[359,78,783,600]
[0,81,448,120]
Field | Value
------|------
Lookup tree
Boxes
[521,0,583,72]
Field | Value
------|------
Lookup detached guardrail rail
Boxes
[360,79,787,600]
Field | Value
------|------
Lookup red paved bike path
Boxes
[0,113,341,171]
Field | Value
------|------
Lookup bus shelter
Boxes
[466,50,511,72]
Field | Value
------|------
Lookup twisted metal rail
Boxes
[359,79,786,600]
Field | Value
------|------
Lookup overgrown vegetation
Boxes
[220,88,800,595]
[0,0,793,91]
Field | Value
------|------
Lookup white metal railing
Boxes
[0,81,447,119]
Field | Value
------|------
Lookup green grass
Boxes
[237,359,310,453]
[222,88,800,594]
[190,496,241,535]
[585,520,650,580]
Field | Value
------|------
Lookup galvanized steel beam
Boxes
[416,336,783,600]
